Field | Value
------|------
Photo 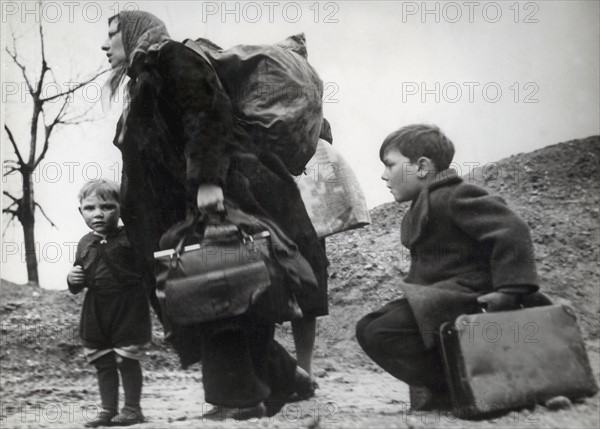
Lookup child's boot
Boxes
[114,356,144,425]
[111,406,145,426]
[84,409,117,428]
[87,353,119,427]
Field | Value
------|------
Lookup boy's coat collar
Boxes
[401,169,462,248]
[91,226,123,241]
[426,168,462,191]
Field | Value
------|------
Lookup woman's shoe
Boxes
[409,385,434,411]
[202,402,266,421]
[111,406,145,426]
[84,409,116,427]
[288,367,319,401]
[409,385,452,411]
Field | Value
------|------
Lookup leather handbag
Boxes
[154,211,302,325]
[439,305,598,419]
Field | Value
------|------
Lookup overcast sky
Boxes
[2,0,599,289]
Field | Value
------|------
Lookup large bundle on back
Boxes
[185,34,324,175]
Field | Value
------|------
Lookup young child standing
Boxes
[356,124,549,411]
[68,179,151,427]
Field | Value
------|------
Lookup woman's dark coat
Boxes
[113,41,328,362]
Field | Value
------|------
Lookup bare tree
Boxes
[3,19,108,286]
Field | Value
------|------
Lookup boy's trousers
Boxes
[356,298,447,392]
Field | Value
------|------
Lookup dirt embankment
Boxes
[1,136,599,428]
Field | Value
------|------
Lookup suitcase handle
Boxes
[476,292,528,313]
[477,303,525,313]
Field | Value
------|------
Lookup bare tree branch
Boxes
[3,125,26,165]
[50,97,71,126]
[3,160,21,177]
[35,8,50,97]
[39,15,48,69]
[41,68,109,102]
[57,102,100,126]
[2,191,21,238]
[3,166,20,177]
[47,64,59,87]
[2,213,18,238]
[35,202,57,229]
[5,39,34,95]
[3,13,103,286]
[33,98,70,169]
[3,200,18,210]
[3,191,20,203]
[58,116,99,126]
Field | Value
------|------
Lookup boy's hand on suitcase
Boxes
[477,292,519,312]
[196,184,225,212]
[68,265,86,285]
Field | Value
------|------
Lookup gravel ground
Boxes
[2,136,599,428]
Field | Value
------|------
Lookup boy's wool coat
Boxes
[398,169,540,348]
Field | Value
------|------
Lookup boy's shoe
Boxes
[84,409,116,428]
[202,402,266,421]
[111,406,145,426]
[544,396,572,410]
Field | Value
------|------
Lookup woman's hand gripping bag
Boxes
[154,212,303,326]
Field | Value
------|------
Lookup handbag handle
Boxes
[172,205,251,256]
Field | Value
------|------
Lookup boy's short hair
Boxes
[379,124,455,171]
[78,179,120,204]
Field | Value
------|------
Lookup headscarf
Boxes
[117,11,170,67]
[106,11,170,99]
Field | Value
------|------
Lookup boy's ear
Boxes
[78,206,82,215]
[416,157,436,179]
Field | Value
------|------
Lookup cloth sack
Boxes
[184,34,323,175]
[296,139,371,238]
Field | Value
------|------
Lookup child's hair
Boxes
[78,179,121,204]
[379,124,455,171]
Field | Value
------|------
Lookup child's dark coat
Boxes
[398,169,539,348]
[69,228,151,350]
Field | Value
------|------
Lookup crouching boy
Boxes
[356,124,549,411]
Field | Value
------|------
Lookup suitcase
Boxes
[439,305,598,418]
